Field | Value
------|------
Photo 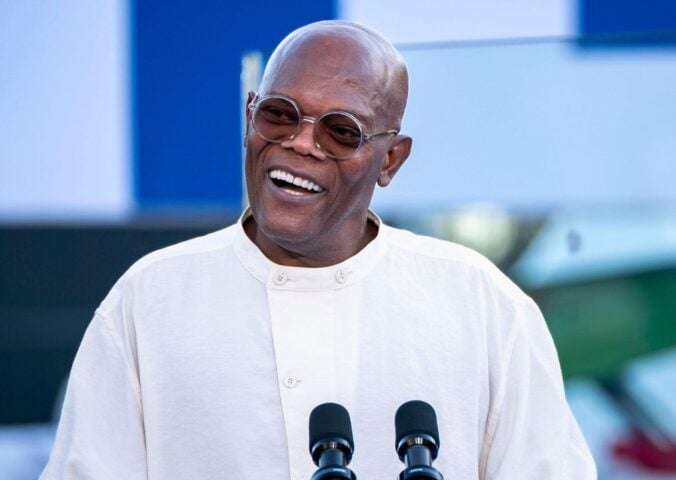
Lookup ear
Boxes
[377,135,412,187]
[245,91,256,115]
[243,91,257,146]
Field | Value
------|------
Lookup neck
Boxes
[243,215,378,268]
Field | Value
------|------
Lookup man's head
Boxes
[243,21,412,267]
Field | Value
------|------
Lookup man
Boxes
[42,20,596,479]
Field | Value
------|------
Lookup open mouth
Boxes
[269,169,325,196]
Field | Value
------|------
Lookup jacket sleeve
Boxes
[40,313,147,480]
[480,298,597,479]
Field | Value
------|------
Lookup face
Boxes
[244,33,410,266]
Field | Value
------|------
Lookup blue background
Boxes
[133,1,334,210]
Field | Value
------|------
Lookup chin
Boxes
[254,205,320,246]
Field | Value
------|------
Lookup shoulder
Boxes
[96,224,239,317]
[383,224,494,267]
[123,224,238,278]
[381,223,530,305]
[379,223,543,365]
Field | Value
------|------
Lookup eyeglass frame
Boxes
[247,93,400,160]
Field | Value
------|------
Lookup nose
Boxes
[280,118,328,160]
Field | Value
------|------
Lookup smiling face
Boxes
[244,25,411,267]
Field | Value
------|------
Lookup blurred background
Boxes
[1,0,675,478]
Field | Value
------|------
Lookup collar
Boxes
[232,208,387,291]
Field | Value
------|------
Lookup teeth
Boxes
[269,169,324,193]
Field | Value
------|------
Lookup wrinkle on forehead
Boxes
[342,78,363,90]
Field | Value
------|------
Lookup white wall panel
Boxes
[338,0,575,44]
[0,1,131,220]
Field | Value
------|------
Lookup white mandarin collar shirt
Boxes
[233,209,387,292]
[232,209,393,479]
[42,210,596,480]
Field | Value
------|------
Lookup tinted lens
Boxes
[315,112,363,159]
[252,97,300,142]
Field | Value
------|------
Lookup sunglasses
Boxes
[249,94,398,160]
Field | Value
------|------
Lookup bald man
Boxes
[42,21,595,479]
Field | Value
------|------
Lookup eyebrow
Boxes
[265,91,374,129]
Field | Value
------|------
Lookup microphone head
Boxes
[395,400,440,448]
[309,402,354,459]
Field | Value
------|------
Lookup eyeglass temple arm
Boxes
[364,129,399,141]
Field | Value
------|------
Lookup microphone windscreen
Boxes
[395,400,440,446]
[309,402,354,452]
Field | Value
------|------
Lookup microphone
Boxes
[309,402,357,480]
[395,400,444,480]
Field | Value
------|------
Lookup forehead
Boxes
[262,32,383,121]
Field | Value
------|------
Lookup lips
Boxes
[268,168,325,195]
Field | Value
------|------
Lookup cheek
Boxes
[333,161,383,211]
[244,152,254,187]
[339,154,385,191]
[244,147,264,199]
[245,141,266,178]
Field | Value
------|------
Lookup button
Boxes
[335,269,347,284]
[283,376,299,389]
[273,270,287,285]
